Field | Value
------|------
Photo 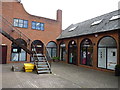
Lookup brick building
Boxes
[1,0,62,64]
[57,10,120,72]
[1,0,120,72]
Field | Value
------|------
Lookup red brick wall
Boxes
[57,30,119,72]
[1,2,62,63]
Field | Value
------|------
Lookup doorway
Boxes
[59,42,66,61]
[1,45,7,64]
[68,40,77,65]
[98,36,117,70]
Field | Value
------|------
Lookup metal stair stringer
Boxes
[33,48,52,74]
[0,29,32,54]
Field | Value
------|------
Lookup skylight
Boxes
[68,26,77,32]
[109,15,120,21]
[91,19,102,26]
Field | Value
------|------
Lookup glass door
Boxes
[98,48,106,69]
[107,48,117,70]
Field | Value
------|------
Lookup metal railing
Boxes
[44,46,52,73]
[1,15,52,71]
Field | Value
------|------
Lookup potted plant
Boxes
[52,57,60,62]
[115,64,120,76]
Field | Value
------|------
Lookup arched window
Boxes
[98,36,117,70]
[59,42,66,61]
[11,38,27,61]
[80,38,93,66]
[46,41,57,58]
[68,40,77,65]
[31,40,44,61]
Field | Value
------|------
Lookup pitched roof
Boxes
[57,9,120,40]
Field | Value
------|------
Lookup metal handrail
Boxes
[44,46,52,73]
[1,15,52,72]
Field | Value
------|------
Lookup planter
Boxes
[52,57,60,62]
[53,59,60,62]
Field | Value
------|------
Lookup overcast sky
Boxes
[21,0,120,30]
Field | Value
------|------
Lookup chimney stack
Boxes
[57,9,62,31]
[57,9,62,22]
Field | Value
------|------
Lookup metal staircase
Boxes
[0,15,52,74]
[34,53,52,74]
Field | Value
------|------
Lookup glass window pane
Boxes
[99,37,117,47]
[41,23,44,30]
[14,19,19,27]
[11,53,19,61]
[80,39,93,66]
[107,48,117,70]
[47,42,57,48]
[24,20,28,28]
[36,22,41,30]
[19,19,24,27]
[52,48,57,57]
[13,49,18,52]
[19,49,26,61]
[47,48,52,57]
[98,48,106,68]
[81,48,87,65]
[32,21,36,29]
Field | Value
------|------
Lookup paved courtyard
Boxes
[1,62,119,88]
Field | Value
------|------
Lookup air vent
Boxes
[91,19,102,26]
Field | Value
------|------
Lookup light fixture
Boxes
[95,34,98,38]
[72,41,75,44]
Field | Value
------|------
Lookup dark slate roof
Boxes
[57,9,120,40]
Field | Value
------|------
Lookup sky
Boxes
[21,0,120,30]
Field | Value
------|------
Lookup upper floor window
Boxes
[32,21,44,31]
[13,18,28,28]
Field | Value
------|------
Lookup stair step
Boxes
[37,70,50,74]
[37,68,49,70]
[36,62,46,64]
[38,60,46,62]
[37,65,48,67]
[33,54,44,57]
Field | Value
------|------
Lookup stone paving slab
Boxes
[1,62,119,88]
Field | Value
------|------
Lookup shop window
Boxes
[46,41,57,58]
[11,38,27,61]
[13,18,28,28]
[32,21,44,31]
[59,42,66,61]
[68,40,77,65]
[80,38,93,66]
[98,36,117,70]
